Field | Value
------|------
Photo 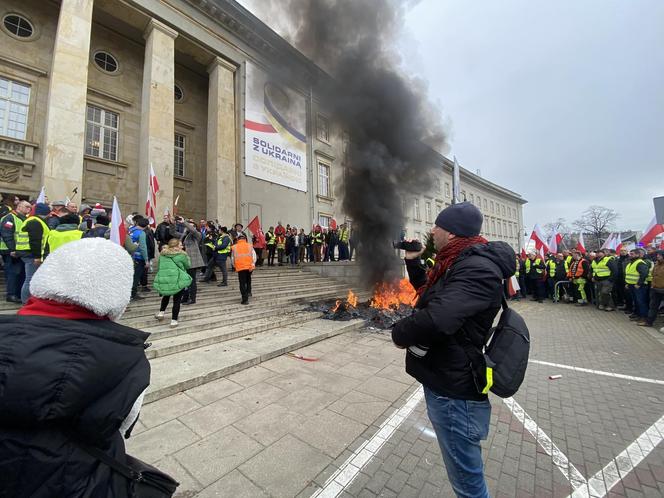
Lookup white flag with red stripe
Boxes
[145,164,160,227]
[508,275,520,296]
[639,216,664,246]
[548,232,562,254]
[576,233,586,254]
[529,224,549,253]
[110,196,126,247]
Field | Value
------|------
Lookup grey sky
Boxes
[239,0,664,235]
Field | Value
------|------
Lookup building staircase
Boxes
[0,264,369,404]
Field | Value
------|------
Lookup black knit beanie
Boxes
[434,202,483,237]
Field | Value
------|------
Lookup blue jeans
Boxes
[3,254,24,299]
[21,256,39,304]
[630,285,648,318]
[424,386,491,498]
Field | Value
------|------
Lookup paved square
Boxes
[125,300,664,497]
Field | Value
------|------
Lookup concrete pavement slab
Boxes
[238,434,332,497]
[125,419,200,464]
[195,470,269,498]
[174,425,263,487]
[179,397,250,437]
[232,402,306,446]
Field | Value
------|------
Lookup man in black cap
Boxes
[392,202,515,498]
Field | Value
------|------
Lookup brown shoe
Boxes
[637,321,650,326]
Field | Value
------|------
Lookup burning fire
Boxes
[369,278,417,310]
[332,289,359,312]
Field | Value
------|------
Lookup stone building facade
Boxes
[0,0,524,240]
[404,157,526,251]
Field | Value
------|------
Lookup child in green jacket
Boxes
[153,238,192,327]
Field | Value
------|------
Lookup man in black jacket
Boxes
[392,202,514,498]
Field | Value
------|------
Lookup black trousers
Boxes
[182,268,198,302]
[132,260,145,297]
[267,245,276,265]
[238,270,252,302]
[160,289,184,320]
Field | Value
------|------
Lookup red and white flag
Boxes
[507,275,520,296]
[601,233,614,250]
[576,233,586,254]
[247,216,266,246]
[529,224,549,253]
[548,232,562,254]
[639,216,664,246]
[110,196,126,247]
[145,164,160,227]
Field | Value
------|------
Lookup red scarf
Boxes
[17,297,108,320]
[418,235,488,295]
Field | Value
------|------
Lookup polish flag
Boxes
[520,248,527,260]
[110,196,126,247]
[548,232,562,254]
[529,224,549,253]
[145,164,160,227]
[36,186,46,204]
[576,233,587,254]
[639,216,664,246]
[601,233,615,250]
[507,275,520,296]
[247,216,266,246]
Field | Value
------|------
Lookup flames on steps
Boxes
[309,278,417,329]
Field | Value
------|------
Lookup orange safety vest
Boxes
[568,259,585,278]
[232,240,255,271]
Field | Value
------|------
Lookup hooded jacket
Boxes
[392,241,515,400]
[153,247,192,296]
[0,238,150,497]
[0,316,150,497]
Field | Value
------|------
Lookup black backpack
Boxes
[463,296,530,398]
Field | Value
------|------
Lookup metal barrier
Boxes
[553,280,571,303]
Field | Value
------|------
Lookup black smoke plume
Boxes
[260,0,447,285]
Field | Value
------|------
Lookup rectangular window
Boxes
[483,198,488,210]
[85,104,118,161]
[434,178,441,194]
[444,182,450,198]
[402,198,408,219]
[436,202,442,214]
[507,207,512,218]
[425,201,432,222]
[174,133,185,177]
[491,219,496,236]
[509,223,513,237]
[476,196,481,209]
[318,214,332,229]
[470,193,474,203]
[316,113,329,143]
[413,198,421,220]
[318,161,330,197]
[0,77,31,140]
[502,205,506,216]
[503,221,508,237]
[497,222,502,236]
[490,200,495,213]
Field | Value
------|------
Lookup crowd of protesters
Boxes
[515,246,664,330]
[0,194,356,328]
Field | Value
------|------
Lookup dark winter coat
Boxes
[0,315,150,497]
[392,241,516,401]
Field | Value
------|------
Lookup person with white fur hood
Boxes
[0,238,153,497]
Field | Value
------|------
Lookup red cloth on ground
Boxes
[17,297,108,320]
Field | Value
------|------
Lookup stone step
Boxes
[120,284,360,320]
[145,310,321,360]
[144,318,364,403]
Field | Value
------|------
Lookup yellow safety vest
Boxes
[266,232,276,245]
[0,212,24,251]
[47,229,83,253]
[216,234,231,254]
[16,216,50,256]
[547,259,557,277]
[339,228,350,243]
[625,259,645,285]
[591,256,612,278]
[525,258,543,275]
[646,259,654,283]
[564,255,572,273]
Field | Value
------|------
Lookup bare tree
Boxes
[573,205,619,250]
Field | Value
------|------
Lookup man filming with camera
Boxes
[392,202,515,498]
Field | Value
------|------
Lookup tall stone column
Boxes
[206,57,237,224]
[41,0,94,202]
[138,19,177,218]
